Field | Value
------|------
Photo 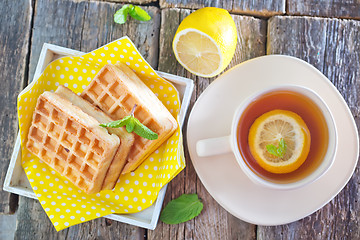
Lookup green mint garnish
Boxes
[266,138,287,158]
[114,4,151,24]
[160,194,203,224]
[100,104,158,140]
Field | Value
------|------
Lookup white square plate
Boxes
[4,43,194,230]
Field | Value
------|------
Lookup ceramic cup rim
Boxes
[230,84,338,190]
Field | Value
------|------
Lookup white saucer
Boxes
[187,55,359,226]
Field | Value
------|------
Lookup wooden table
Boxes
[1,0,359,239]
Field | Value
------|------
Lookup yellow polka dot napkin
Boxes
[17,37,185,231]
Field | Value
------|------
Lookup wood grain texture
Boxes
[159,0,285,17]
[15,197,142,240]
[232,0,285,17]
[267,16,328,71]
[0,0,32,214]
[80,1,160,68]
[148,8,266,240]
[14,198,68,240]
[15,0,160,237]
[323,19,360,116]
[159,0,233,12]
[259,15,360,239]
[288,0,360,19]
[99,0,156,4]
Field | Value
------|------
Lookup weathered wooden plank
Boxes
[80,1,160,68]
[323,19,360,116]
[148,8,266,240]
[232,0,285,17]
[259,15,360,239]
[14,198,68,240]
[66,217,144,240]
[15,197,142,240]
[159,0,285,17]
[159,0,233,12]
[15,0,160,238]
[288,0,360,20]
[319,19,360,238]
[27,0,87,85]
[0,0,32,214]
[267,16,328,72]
[99,0,156,4]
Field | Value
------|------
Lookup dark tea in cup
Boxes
[237,89,329,184]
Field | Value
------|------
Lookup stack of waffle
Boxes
[26,63,178,194]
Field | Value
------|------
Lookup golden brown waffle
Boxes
[26,91,120,194]
[81,64,178,174]
[55,85,134,190]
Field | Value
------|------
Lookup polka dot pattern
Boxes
[17,37,185,231]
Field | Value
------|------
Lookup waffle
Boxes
[55,85,134,190]
[81,63,178,174]
[26,91,120,194]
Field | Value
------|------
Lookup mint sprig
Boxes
[266,138,287,158]
[160,194,203,224]
[114,5,151,24]
[100,105,158,140]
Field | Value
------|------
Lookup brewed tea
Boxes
[237,90,329,184]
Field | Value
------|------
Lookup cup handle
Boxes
[196,136,232,157]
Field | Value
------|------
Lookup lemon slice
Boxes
[172,7,237,78]
[248,110,311,174]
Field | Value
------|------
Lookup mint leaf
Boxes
[277,138,287,157]
[114,5,130,24]
[133,118,158,140]
[266,138,287,158]
[266,144,279,156]
[160,194,203,224]
[100,105,158,140]
[126,117,135,132]
[128,5,151,21]
[114,4,151,25]
[100,115,131,128]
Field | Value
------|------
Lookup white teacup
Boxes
[196,85,337,190]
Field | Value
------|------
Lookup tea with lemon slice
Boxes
[237,90,329,184]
